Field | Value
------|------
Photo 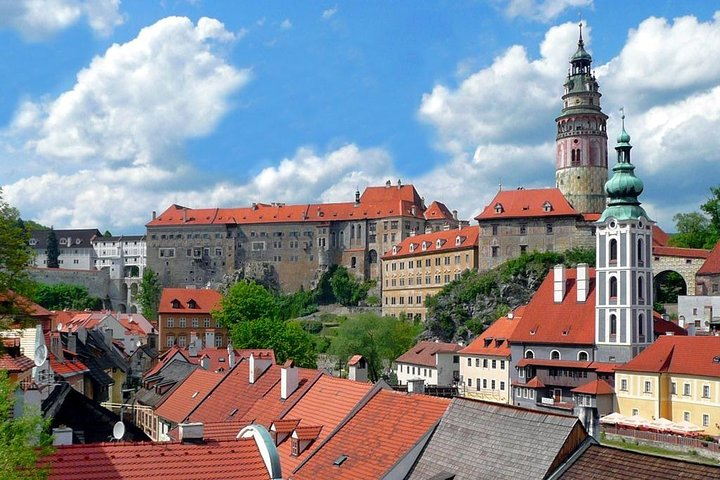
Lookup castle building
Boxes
[30,229,102,270]
[146,181,460,292]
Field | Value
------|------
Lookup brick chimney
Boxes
[553,264,566,303]
[576,263,589,303]
[188,331,199,357]
[249,353,272,384]
[281,360,299,400]
[50,332,63,363]
[66,332,77,355]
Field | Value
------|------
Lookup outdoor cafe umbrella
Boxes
[599,412,627,425]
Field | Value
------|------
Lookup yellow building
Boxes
[381,226,478,320]
[458,308,523,404]
[615,335,720,435]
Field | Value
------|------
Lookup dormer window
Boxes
[422,241,429,251]
[171,299,181,309]
[455,235,465,246]
[59,238,68,245]
[494,203,503,214]
[483,338,492,347]
[436,239,442,248]
[392,246,398,255]
[29,239,37,246]
[409,243,416,252]
[75,238,82,245]
[187,299,197,309]
[543,201,552,212]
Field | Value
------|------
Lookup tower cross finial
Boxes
[619,107,625,127]
[578,22,584,45]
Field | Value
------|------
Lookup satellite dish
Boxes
[56,323,63,332]
[34,345,48,367]
[136,340,142,348]
[112,421,125,441]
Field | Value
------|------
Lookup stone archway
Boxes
[654,270,687,306]
[651,249,709,297]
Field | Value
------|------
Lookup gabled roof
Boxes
[291,389,450,480]
[617,336,720,378]
[43,439,271,480]
[698,240,720,275]
[0,352,34,373]
[557,444,720,479]
[0,290,52,318]
[154,369,223,424]
[158,288,222,314]
[510,267,596,345]
[653,314,687,337]
[459,307,524,357]
[652,245,710,259]
[184,347,275,373]
[407,397,587,480]
[652,225,670,246]
[396,341,463,367]
[382,225,478,259]
[424,201,454,221]
[29,228,102,249]
[525,376,546,389]
[571,378,615,395]
[475,188,579,221]
[135,360,197,407]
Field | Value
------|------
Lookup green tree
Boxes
[329,313,422,382]
[213,281,279,326]
[0,189,35,314]
[276,288,317,321]
[313,265,338,305]
[32,284,103,311]
[229,317,317,368]
[137,267,162,321]
[701,186,720,243]
[45,228,59,269]
[669,212,716,249]
[329,267,370,307]
[0,371,54,480]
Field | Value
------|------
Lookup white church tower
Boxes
[595,113,654,363]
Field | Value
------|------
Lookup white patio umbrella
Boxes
[669,420,705,435]
[647,417,675,432]
[617,414,650,429]
[599,412,627,425]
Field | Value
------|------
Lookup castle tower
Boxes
[595,114,653,363]
[555,24,608,214]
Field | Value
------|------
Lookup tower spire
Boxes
[578,22,584,46]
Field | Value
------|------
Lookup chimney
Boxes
[66,333,77,355]
[407,378,425,394]
[52,427,73,446]
[385,180,391,188]
[182,208,187,224]
[249,353,272,384]
[178,422,204,443]
[452,209,458,220]
[204,329,215,350]
[227,343,236,368]
[553,264,566,303]
[348,355,367,382]
[354,190,360,206]
[188,331,198,357]
[199,355,210,370]
[152,210,156,220]
[281,360,299,400]
[50,332,63,363]
[576,263,589,303]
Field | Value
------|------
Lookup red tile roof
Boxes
[382,225,478,259]
[652,225,670,246]
[459,307,524,357]
[158,288,222,315]
[184,347,275,373]
[698,240,720,275]
[395,341,463,367]
[524,377,545,389]
[0,353,34,373]
[154,369,223,424]
[273,375,374,472]
[43,439,270,479]
[347,355,363,366]
[571,379,615,395]
[290,390,450,480]
[510,267,596,345]
[147,185,426,227]
[0,290,52,317]
[424,201,454,221]
[475,188,580,220]
[652,246,710,259]
[617,336,720,377]
[653,314,687,337]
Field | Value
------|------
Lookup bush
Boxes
[301,320,323,334]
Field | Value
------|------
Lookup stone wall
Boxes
[28,268,130,312]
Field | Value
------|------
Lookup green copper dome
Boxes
[571,24,592,63]
[598,113,652,223]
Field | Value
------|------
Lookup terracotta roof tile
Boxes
[154,369,223,424]
[184,348,274,373]
[0,353,34,373]
[571,378,615,395]
[290,390,449,480]
[652,245,710,259]
[347,355,363,366]
[510,267,596,345]
[525,376,545,388]
[423,201,454,220]
[382,225,478,259]
[395,341,463,367]
[43,439,270,479]
[475,188,579,220]
[272,419,300,434]
[617,336,720,377]
[459,307,524,357]
[294,425,323,441]
[653,315,687,336]
[652,225,671,246]
[698,240,720,275]
[158,288,222,314]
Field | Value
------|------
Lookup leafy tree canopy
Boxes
[669,186,720,249]
[328,313,422,382]
[0,371,54,480]
[45,228,59,269]
[329,266,371,307]
[0,189,36,312]
[228,317,317,368]
[214,280,279,326]
[137,267,162,321]
[32,284,103,311]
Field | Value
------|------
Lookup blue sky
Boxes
[1,0,719,234]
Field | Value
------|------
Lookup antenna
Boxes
[112,421,125,441]
[34,345,48,367]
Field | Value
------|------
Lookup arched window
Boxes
[609,238,618,264]
[550,350,561,360]
[350,225,355,239]
[610,314,617,336]
[638,276,644,300]
[638,313,645,337]
[368,250,378,264]
[525,350,535,359]
[637,238,644,265]
[578,351,589,362]
[609,276,618,299]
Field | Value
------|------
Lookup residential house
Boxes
[157,287,224,352]
[695,240,720,296]
[92,234,147,313]
[458,307,523,404]
[614,335,720,435]
[381,225,479,320]
[395,340,462,387]
[30,228,102,270]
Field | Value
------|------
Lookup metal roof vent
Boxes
[333,455,348,466]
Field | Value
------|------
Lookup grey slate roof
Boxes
[406,397,586,480]
[30,228,102,249]
[135,360,196,407]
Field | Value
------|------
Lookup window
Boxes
[610,314,617,336]
[491,246,499,258]
[609,238,617,264]
[520,245,528,254]
[468,378,472,387]
[684,383,691,396]
[546,223,553,234]
[703,385,710,398]
[632,409,639,416]
[491,359,497,369]
[166,335,175,347]
[166,318,174,328]
[467,358,472,366]
[500,381,505,391]
[644,381,652,393]
[483,379,488,389]
[609,276,618,299]
[178,317,186,328]
[519,224,527,235]
[159,248,175,258]
[483,359,488,368]
[684,411,691,422]
[703,414,710,427]
[252,241,266,251]
[525,350,534,359]
[178,335,187,347]
[551,350,561,360]
[671,382,677,395]
[638,277,644,300]
[620,379,628,391]
[215,335,223,347]
[519,368,525,379]
[578,351,589,362]
[475,358,480,367]
[491,224,498,235]
[453,355,459,364]
[204,318,211,328]
[500,360,505,370]
[637,238,644,265]
[491,380,496,390]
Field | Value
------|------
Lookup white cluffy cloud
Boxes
[322,7,338,20]
[505,0,593,23]
[0,0,124,39]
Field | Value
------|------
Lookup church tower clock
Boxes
[555,25,608,214]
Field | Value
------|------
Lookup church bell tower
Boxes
[555,24,608,214]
